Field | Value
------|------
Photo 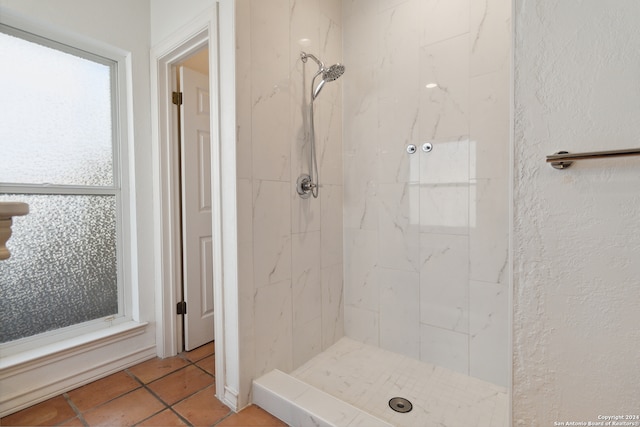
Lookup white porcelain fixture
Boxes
[0,202,29,260]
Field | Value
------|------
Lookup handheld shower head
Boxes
[297,52,346,199]
[311,63,345,100]
[323,63,345,82]
[301,52,345,101]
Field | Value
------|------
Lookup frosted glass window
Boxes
[0,31,114,186]
[0,25,123,344]
[0,194,117,343]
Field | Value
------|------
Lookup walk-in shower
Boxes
[296,51,345,199]
[247,0,510,424]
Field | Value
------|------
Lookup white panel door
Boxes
[180,65,214,351]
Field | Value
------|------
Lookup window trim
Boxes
[0,17,136,354]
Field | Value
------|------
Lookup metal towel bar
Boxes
[546,148,640,170]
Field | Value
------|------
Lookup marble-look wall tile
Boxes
[379,0,410,13]
[235,0,253,180]
[420,324,469,375]
[342,0,380,66]
[419,34,470,139]
[344,229,379,311]
[292,231,322,325]
[469,281,508,387]
[237,178,254,249]
[420,233,469,333]
[419,136,470,235]
[342,0,509,389]
[320,0,342,30]
[419,136,470,185]
[470,0,510,77]
[345,305,379,346]
[469,178,508,285]
[251,0,292,181]
[343,65,379,231]
[317,99,343,185]
[377,1,420,104]
[237,175,256,405]
[291,186,321,234]
[378,183,420,272]
[378,110,421,185]
[321,184,343,268]
[318,5,343,62]
[238,0,344,407]
[321,263,344,349]
[293,316,323,370]
[469,69,509,180]
[419,182,469,235]
[343,155,379,231]
[290,0,320,52]
[421,0,470,47]
[253,180,292,288]
[255,279,294,377]
[379,268,420,359]
[377,2,421,185]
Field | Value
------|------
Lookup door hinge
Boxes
[172,91,183,105]
[177,301,187,315]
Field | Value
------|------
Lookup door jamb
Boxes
[150,3,239,411]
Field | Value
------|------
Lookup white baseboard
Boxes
[0,323,156,417]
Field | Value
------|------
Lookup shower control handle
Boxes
[296,174,316,199]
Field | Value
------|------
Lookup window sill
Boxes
[0,321,148,378]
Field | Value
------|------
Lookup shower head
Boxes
[301,51,345,101]
[312,63,345,100]
[323,63,345,82]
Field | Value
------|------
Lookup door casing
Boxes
[150,2,240,411]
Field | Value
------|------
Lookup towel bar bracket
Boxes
[549,151,573,170]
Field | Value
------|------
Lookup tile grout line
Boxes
[125,369,176,426]
[126,351,218,427]
[61,393,88,427]
[5,346,216,427]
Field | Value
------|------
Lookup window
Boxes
[0,23,130,348]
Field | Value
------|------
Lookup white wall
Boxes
[342,0,511,387]
[513,1,640,424]
[234,0,344,406]
[0,0,156,415]
[150,0,214,46]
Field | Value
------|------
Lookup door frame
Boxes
[150,2,240,411]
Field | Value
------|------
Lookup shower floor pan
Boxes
[253,337,508,427]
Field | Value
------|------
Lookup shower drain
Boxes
[388,397,413,413]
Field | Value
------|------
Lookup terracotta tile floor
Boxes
[1,343,287,427]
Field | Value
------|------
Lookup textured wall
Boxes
[342,0,510,386]
[235,0,344,405]
[513,1,640,424]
